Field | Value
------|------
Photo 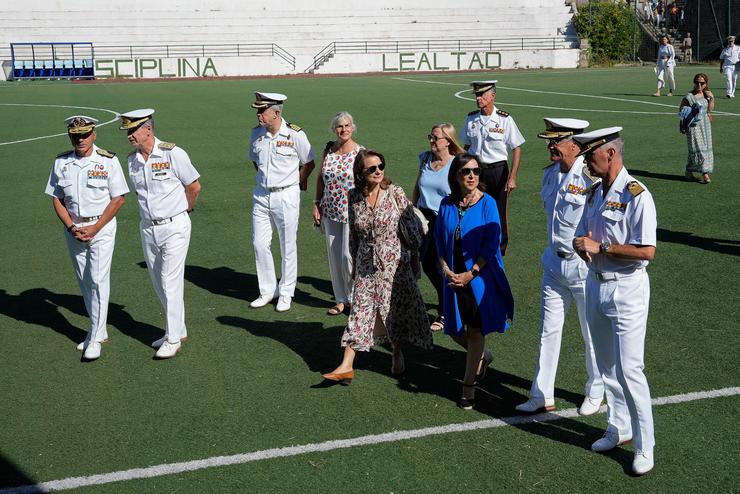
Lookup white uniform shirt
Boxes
[127,137,200,222]
[249,118,315,189]
[460,107,525,164]
[576,167,657,274]
[720,45,740,65]
[541,156,595,255]
[45,144,129,222]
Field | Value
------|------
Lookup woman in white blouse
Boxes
[654,35,676,97]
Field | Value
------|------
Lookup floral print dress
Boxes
[320,143,362,223]
[684,92,714,173]
[341,185,432,351]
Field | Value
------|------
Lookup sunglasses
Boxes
[694,81,706,85]
[364,162,386,175]
[70,131,93,140]
[427,134,445,142]
[459,167,481,177]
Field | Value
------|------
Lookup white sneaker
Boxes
[632,449,654,475]
[515,398,556,413]
[155,340,181,359]
[578,396,603,416]
[591,430,632,452]
[151,335,188,349]
[275,295,292,312]
[82,341,101,361]
[77,338,107,351]
[250,292,277,308]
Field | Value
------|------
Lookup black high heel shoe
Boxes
[457,384,476,410]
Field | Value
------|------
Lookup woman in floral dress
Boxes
[312,112,363,315]
[322,150,432,384]
[680,73,715,184]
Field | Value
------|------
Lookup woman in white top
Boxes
[313,112,364,316]
[655,35,676,97]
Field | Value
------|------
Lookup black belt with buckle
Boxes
[478,160,508,169]
[151,211,186,226]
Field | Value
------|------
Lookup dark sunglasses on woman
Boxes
[459,167,481,177]
[364,163,386,175]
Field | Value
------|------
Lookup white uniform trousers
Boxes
[322,217,353,304]
[723,65,737,97]
[65,218,117,344]
[656,62,675,91]
[586,270,655,451]
[530,252,604,401]
[140,212,191,343]
[252,185,300,298]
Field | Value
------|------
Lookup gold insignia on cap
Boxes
[67,117,96,134]
[119,115,151,130]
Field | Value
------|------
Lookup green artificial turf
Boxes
[0,66,738,491]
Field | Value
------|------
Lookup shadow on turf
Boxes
[216,313,625,465]
[0,288,159,348]
[0,454,37,489]
[657,228,740,257]
[181,265,330,308]
[629,168,689,183]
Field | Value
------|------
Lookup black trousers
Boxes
[419,207,443,315]
[480,161,510,255]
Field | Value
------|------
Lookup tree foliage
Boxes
[573,1,641,65]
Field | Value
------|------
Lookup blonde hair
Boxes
[432,123,464,155]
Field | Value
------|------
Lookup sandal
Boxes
[327,303,345,316]
[430,315,445,332]
[701,174,711,184]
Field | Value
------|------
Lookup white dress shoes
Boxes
[632,449,654,475]
[578,396,603,416]
[515,397,556,413]
[275,295,292,312]
[155,340,181,359]
[591,430,632,452]
[77,338,107,351]
[151,335,188,349]
[250,292,278,308]
[82,341,101,361]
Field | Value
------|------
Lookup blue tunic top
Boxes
[416,152,452,214]
[435,192,514,335]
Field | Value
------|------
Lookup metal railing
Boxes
[304,36,581,72]
[1,42,296,70]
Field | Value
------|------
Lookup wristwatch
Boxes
[470,267,480,277]
[599,241,611,254]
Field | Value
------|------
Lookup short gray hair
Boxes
[142,119,154,130]
[329,111,356,133]
[605,137,624,156]
[269,104,283,113]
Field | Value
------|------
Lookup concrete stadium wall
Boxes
[0,0,579,79]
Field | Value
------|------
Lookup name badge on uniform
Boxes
[276,140,295,147]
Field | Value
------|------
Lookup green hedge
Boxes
[574,1,641,65]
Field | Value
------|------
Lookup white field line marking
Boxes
[2,386,738,494]
[0,104,119,146]
[392,77,740,116]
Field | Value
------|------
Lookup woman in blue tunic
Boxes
[435,153,515,409]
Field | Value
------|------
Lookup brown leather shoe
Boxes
[322,370,354,384]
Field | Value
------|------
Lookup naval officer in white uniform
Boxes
[249,92,315,312]
[120,109,201,359]
[515,118,604,416]
[45,116,129,361]
[572,127,657,476]
[460,80,524,255]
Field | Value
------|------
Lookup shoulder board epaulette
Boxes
[158,141,176,150]
[287,122,303,132]
[56,150,73,158]
[496,109,510,117]
[467,110,480,117]
[627,181,645,197]
[96,148,116,158]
